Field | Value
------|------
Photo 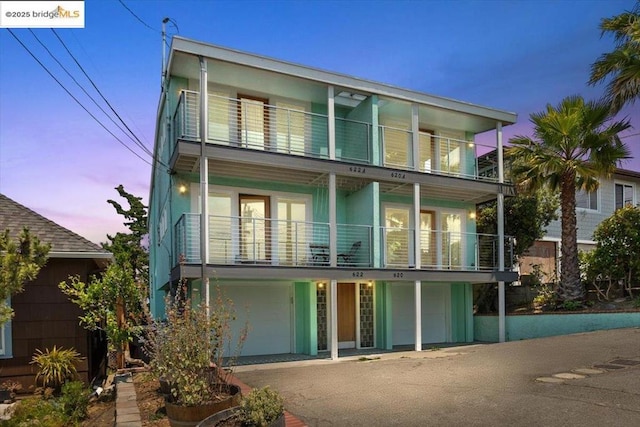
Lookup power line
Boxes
[51,29,155,159]
[7,29,154,167]
[28,29,145,153]
[117,0,160,34]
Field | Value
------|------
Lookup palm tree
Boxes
[589,2,640,112]
[508,95,631,302]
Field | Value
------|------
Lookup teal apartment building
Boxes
[149,36,518,359]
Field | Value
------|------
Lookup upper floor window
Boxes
[576,189,598,211]
[615,182,635,210]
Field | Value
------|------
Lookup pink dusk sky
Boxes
[0,0,638,244]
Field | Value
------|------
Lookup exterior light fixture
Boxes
[368,281,373,288]
[178,183,188,194]
[469,211,477,220]
[318,282,324,289]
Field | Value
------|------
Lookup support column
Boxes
[329,172,337,267]
[328,86,335,160]
[411,104,419,171]
[413,182,422,351]
[199,56,210,312]
[414,280,422,352]
[497,121,505,342]
[330,279,338,360]
[413,183,421,269]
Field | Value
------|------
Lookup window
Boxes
[576,189,598,211]
[0,322,5,356]
[208,91,231,143]
[0,300,11,357]
[615,183,635,209]
[419,130,436,173]
[382,120,412,168]
[384,206,412,266]
[277,199,308,265]
[276,101,307,155]
[237,95,269,150]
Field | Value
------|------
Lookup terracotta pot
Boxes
[165,384,241,427]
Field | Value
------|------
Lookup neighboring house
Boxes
[519,168,640,282]
[0,194,111,388]
[148,36,517,358]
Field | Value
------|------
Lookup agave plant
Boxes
[30,346,84,390]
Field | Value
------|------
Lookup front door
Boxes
[338,283,356,349]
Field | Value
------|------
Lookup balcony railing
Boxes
[173,91,371,162]
[176,214,512,270]
[381,227,514,270]
[173,90,502,182]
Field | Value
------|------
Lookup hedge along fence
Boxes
[474,312,640,342]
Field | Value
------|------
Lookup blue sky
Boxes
[0,0,638,244]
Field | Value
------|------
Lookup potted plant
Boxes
[197,386,286,427]
[150,280,248,427]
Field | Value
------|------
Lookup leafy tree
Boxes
[0,228,49,325]
[589,1,640,112]
[508,95,630,302]
[59,186,148,369]
[582,205,640,300]
[477,189,558,261]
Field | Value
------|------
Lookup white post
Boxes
[330,279,338,360]
[199,56,210,312]
[328,86,335,160]
[414,280,422,352]
[497,121,505,343]
[413,181,422,351]
[411,104,419,172]
[329,172,337,267]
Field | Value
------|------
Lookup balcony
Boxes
[172,90,501,182]
[173,91,372,164]
[175,214,512,271]
[175,214,373,268]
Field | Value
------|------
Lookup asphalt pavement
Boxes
[234,327,640,426]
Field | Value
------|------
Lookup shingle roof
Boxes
[0,193,111,256]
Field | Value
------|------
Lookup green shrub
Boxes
[59,381,91,423]
[562,300,582,311]
[30,346,83,391]
[3,396,66,427]
[239,386,284,427]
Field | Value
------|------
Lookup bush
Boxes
[3,396,66,427]
[59,381,91,423]
[239,386,285,427]
[30,346,83,391]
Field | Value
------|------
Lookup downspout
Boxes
[199,56,210,313]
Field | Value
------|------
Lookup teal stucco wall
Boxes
[474,313,640,342]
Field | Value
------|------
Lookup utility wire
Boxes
[7,29,154,167]
[28,29,145,154]
[51,28,156,159]
[117,0,160,34]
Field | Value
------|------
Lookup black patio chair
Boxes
[338,241,361,266]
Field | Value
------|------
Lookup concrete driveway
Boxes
[235,328,640,426]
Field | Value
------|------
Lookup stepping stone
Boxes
[536,377,565,383]
[593,364,626,370]
[609,359,640,366]
[552,372,586,380]
[573,368,605,375]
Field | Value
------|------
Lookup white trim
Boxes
[577,239,597,246]
[614,180,636,208]
[575,188,600,213]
